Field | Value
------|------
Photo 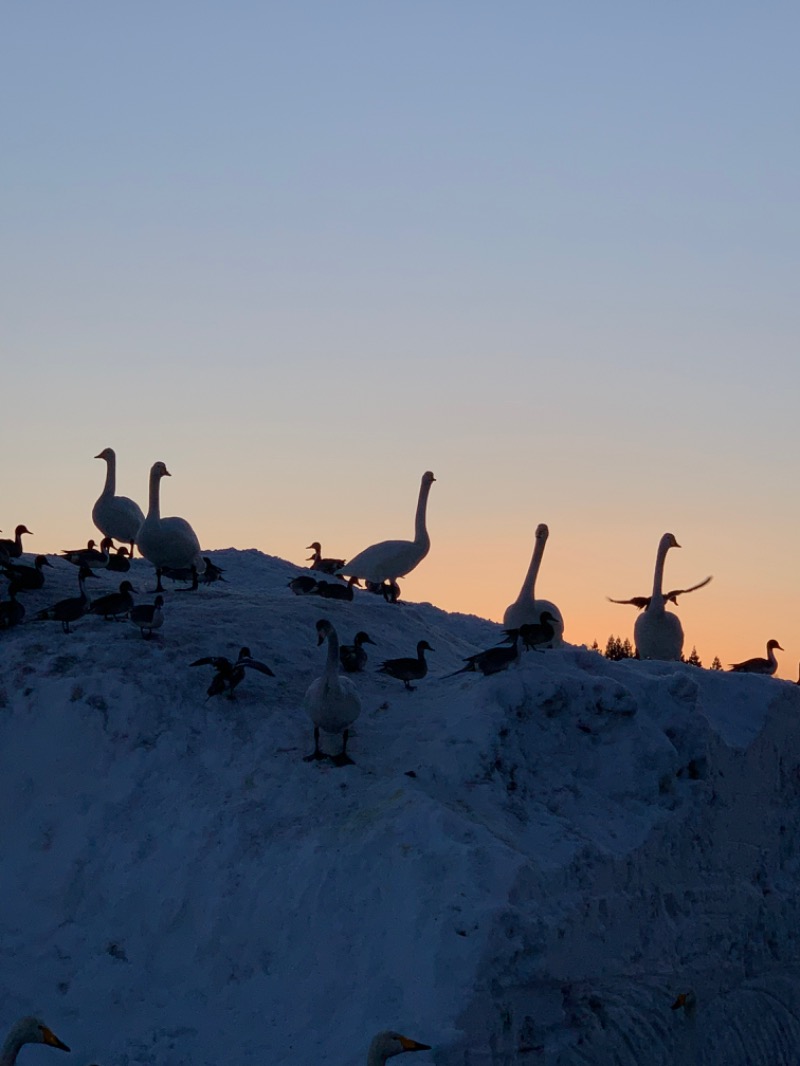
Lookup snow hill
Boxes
[2,548,800,1065]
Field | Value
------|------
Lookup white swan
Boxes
[367,1031,431,1066]
[634,532,684,661]
[502,523,564,643]
[343,471,436,584]
[92,447,145,555]
[304,618,361,766]
[135,461,204,591]
[1,1017,69,1065]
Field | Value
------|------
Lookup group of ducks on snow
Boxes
[0,1016,431,1066]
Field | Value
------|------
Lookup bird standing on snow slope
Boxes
[0,1017,70,1065]
[89,580,136,621]
[35,565,98,633]
[191,646,275,699]
[502,523,564,644]
[304,619,361,766]
[378,640,434,691]
[136,461,205,592]
[341,471,436,591]
[729,639,783,675]
[129,595,165,639]
[92,447,145,557]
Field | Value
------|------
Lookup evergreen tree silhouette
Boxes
[711,656,723,671]
[686,646,702,668]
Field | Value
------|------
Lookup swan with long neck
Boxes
[304,618,361,766]
[1,1017,69,1065]
[502,523,564,642]
[342,471,435,584]
[92,447,145,556]
[366,1032,431,1066]
[633,532,684,660]
[136,461,204,591]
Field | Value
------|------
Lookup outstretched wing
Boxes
[607,595,651,610]
[242,658,275,677]
[664,575,712,604]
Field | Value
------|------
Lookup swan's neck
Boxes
[517,535,546,602]
[325,631,341,677]
[367,1048,388,1066]
[101,454,116,496]
[1,1030,26,1066]
[414,481,432,547]
[651,541,670,609]
[147,471,162,520]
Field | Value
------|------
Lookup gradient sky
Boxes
[2,3,798,676]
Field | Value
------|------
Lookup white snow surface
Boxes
[2,548,800,1065]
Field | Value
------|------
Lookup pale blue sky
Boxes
[2,3,798,671]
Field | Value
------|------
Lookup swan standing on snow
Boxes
[136,462,205,592]
[366,1031,431,1066]
[503,523,564,643]
[304,618,362,766]
[342,471,436,589]
[729,639,783,675]
[1,1017,69,1064]
[633,533,692,661]
[92,447,145,556]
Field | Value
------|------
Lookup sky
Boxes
[2,2,799,675]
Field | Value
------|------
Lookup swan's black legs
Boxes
[304,726,328,762]
[331,729,355,767]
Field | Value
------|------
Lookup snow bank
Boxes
[2,549,800,1065]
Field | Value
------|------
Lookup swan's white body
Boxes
[304,621,361,737]
[136,462,204,572]
[634,533,684,661]
[367,1031,431,1066]
[1,1017,69,1065]
[502,523,564,644]
[344,472,435,583]
[92,447,145,550]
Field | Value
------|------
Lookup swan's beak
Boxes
[398,1037,431,1052]
[40,1027,70,1052]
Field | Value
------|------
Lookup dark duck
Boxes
[306,542,345,575]
[446,632,522,678]
[0,554,53,591]
[339,631,376,673]
[35,565,97,633]
[378,640,433,690]
[191,647,275,699]
[0,524,32,561]
[129,595,165,639]
[89,580,136,621]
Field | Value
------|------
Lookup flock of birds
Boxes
[0,451,795,767]
[0,1017,431,1066]
[1,453,794,1061]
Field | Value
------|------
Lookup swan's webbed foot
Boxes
[177,566,200,592]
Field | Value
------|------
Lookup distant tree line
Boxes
[591,637,724,670]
